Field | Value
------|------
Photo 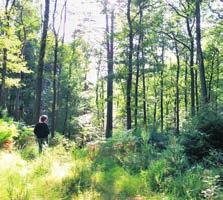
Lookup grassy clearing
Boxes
[0,112,223,200]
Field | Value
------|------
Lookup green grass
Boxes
[0,120,223,200]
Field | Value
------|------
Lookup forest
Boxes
[0,0,223,199]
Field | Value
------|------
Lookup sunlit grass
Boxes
[0,145,77,200]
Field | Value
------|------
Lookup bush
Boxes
[181,109,223,162]
[20,146,38,160]
[164,166,204,199]
[146,159,169,192]
[0,119,18,147]
[15,126,34,149]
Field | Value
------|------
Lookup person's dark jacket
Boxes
[34,123,50,138]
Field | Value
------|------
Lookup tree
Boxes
[34,0,50,123]
[195,0,208,104]
[126,0,133,130]
[105,0,115,138]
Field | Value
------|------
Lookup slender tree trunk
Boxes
[160,44,164,132]
[215,51,220,112]
[101,79,105,130]
[208,50,216,102]
[96,65,101,122]
[184,57,188,114]
[106,6,114,138]
[195,0,208,104]
[34,0,50,123]
[195,69,199,112]
[56,0,67,127]
[127,0,133,130]
[153,103,157,127]
[63,63,71,135]
[174,40,180,134]
[153,90,157,129]
[186,18,195,116]
[134,6,143,127]
[51,38,58,138]
[142,43,147,126]
[0,48,7,109]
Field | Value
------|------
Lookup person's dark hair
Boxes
[39,115,48,123]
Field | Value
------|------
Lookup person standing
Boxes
[34,115,50,153]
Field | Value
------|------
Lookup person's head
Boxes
[39,115,48,123]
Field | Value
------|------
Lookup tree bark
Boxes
[34,0,50,123]
[184,57,188,114]
[142,40,147,126]
[195,0,208,104]
[105,4,114,138]
[126,0,133,130]
[186,18,195,116]
[208,49,216,102]
[174,40,180,135]
[51,37,58,138]
[134,5,143,127]
[160,44,164,132]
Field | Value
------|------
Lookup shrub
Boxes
[201,172,221,200]
[146,159,169,192]
[162,137,189,174]
[164,166,204,199]
[15,126,34,149]
[20,145,38,160]
[0,119,18,147]
[181,109,223,162]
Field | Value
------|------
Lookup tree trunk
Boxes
[186,18,195,116]
[208,50,216,102]
[195,69,199,112]
[51,38,58,138]
[0,48,7,109]
[106,6,114,138]
[101,79,105,130]
[63,62,71,135]
[127,0,133,130]
[184,57,188,114]
[142,42,147,126]
[34,0,50,123]
[195,0,208,104]
[160,44,164,132]
[215,51,220,112]
[174,40,180,135]
[134,6,143,127]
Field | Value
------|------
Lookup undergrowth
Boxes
[0,111,223,200]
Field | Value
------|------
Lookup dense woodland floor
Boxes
[0,0,223,199]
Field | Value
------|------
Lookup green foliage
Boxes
[181,109,223,162]
[20,145,38,160]
[60,162,92,200]
[146,159,169,192]
[15,126,34,149]
[201,171,221,200]
[164,166,204,200]
[0,119,18,146]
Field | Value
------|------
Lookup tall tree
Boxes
[195,0,208,104]
[51,0,65,137]
[134,3,143,127]
[105,0,114,138]
[34,0,50,123]
[0,0,16,110]
[127,0,133,130]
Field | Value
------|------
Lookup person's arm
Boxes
[34,124,37,136]
[45,124,50,136]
